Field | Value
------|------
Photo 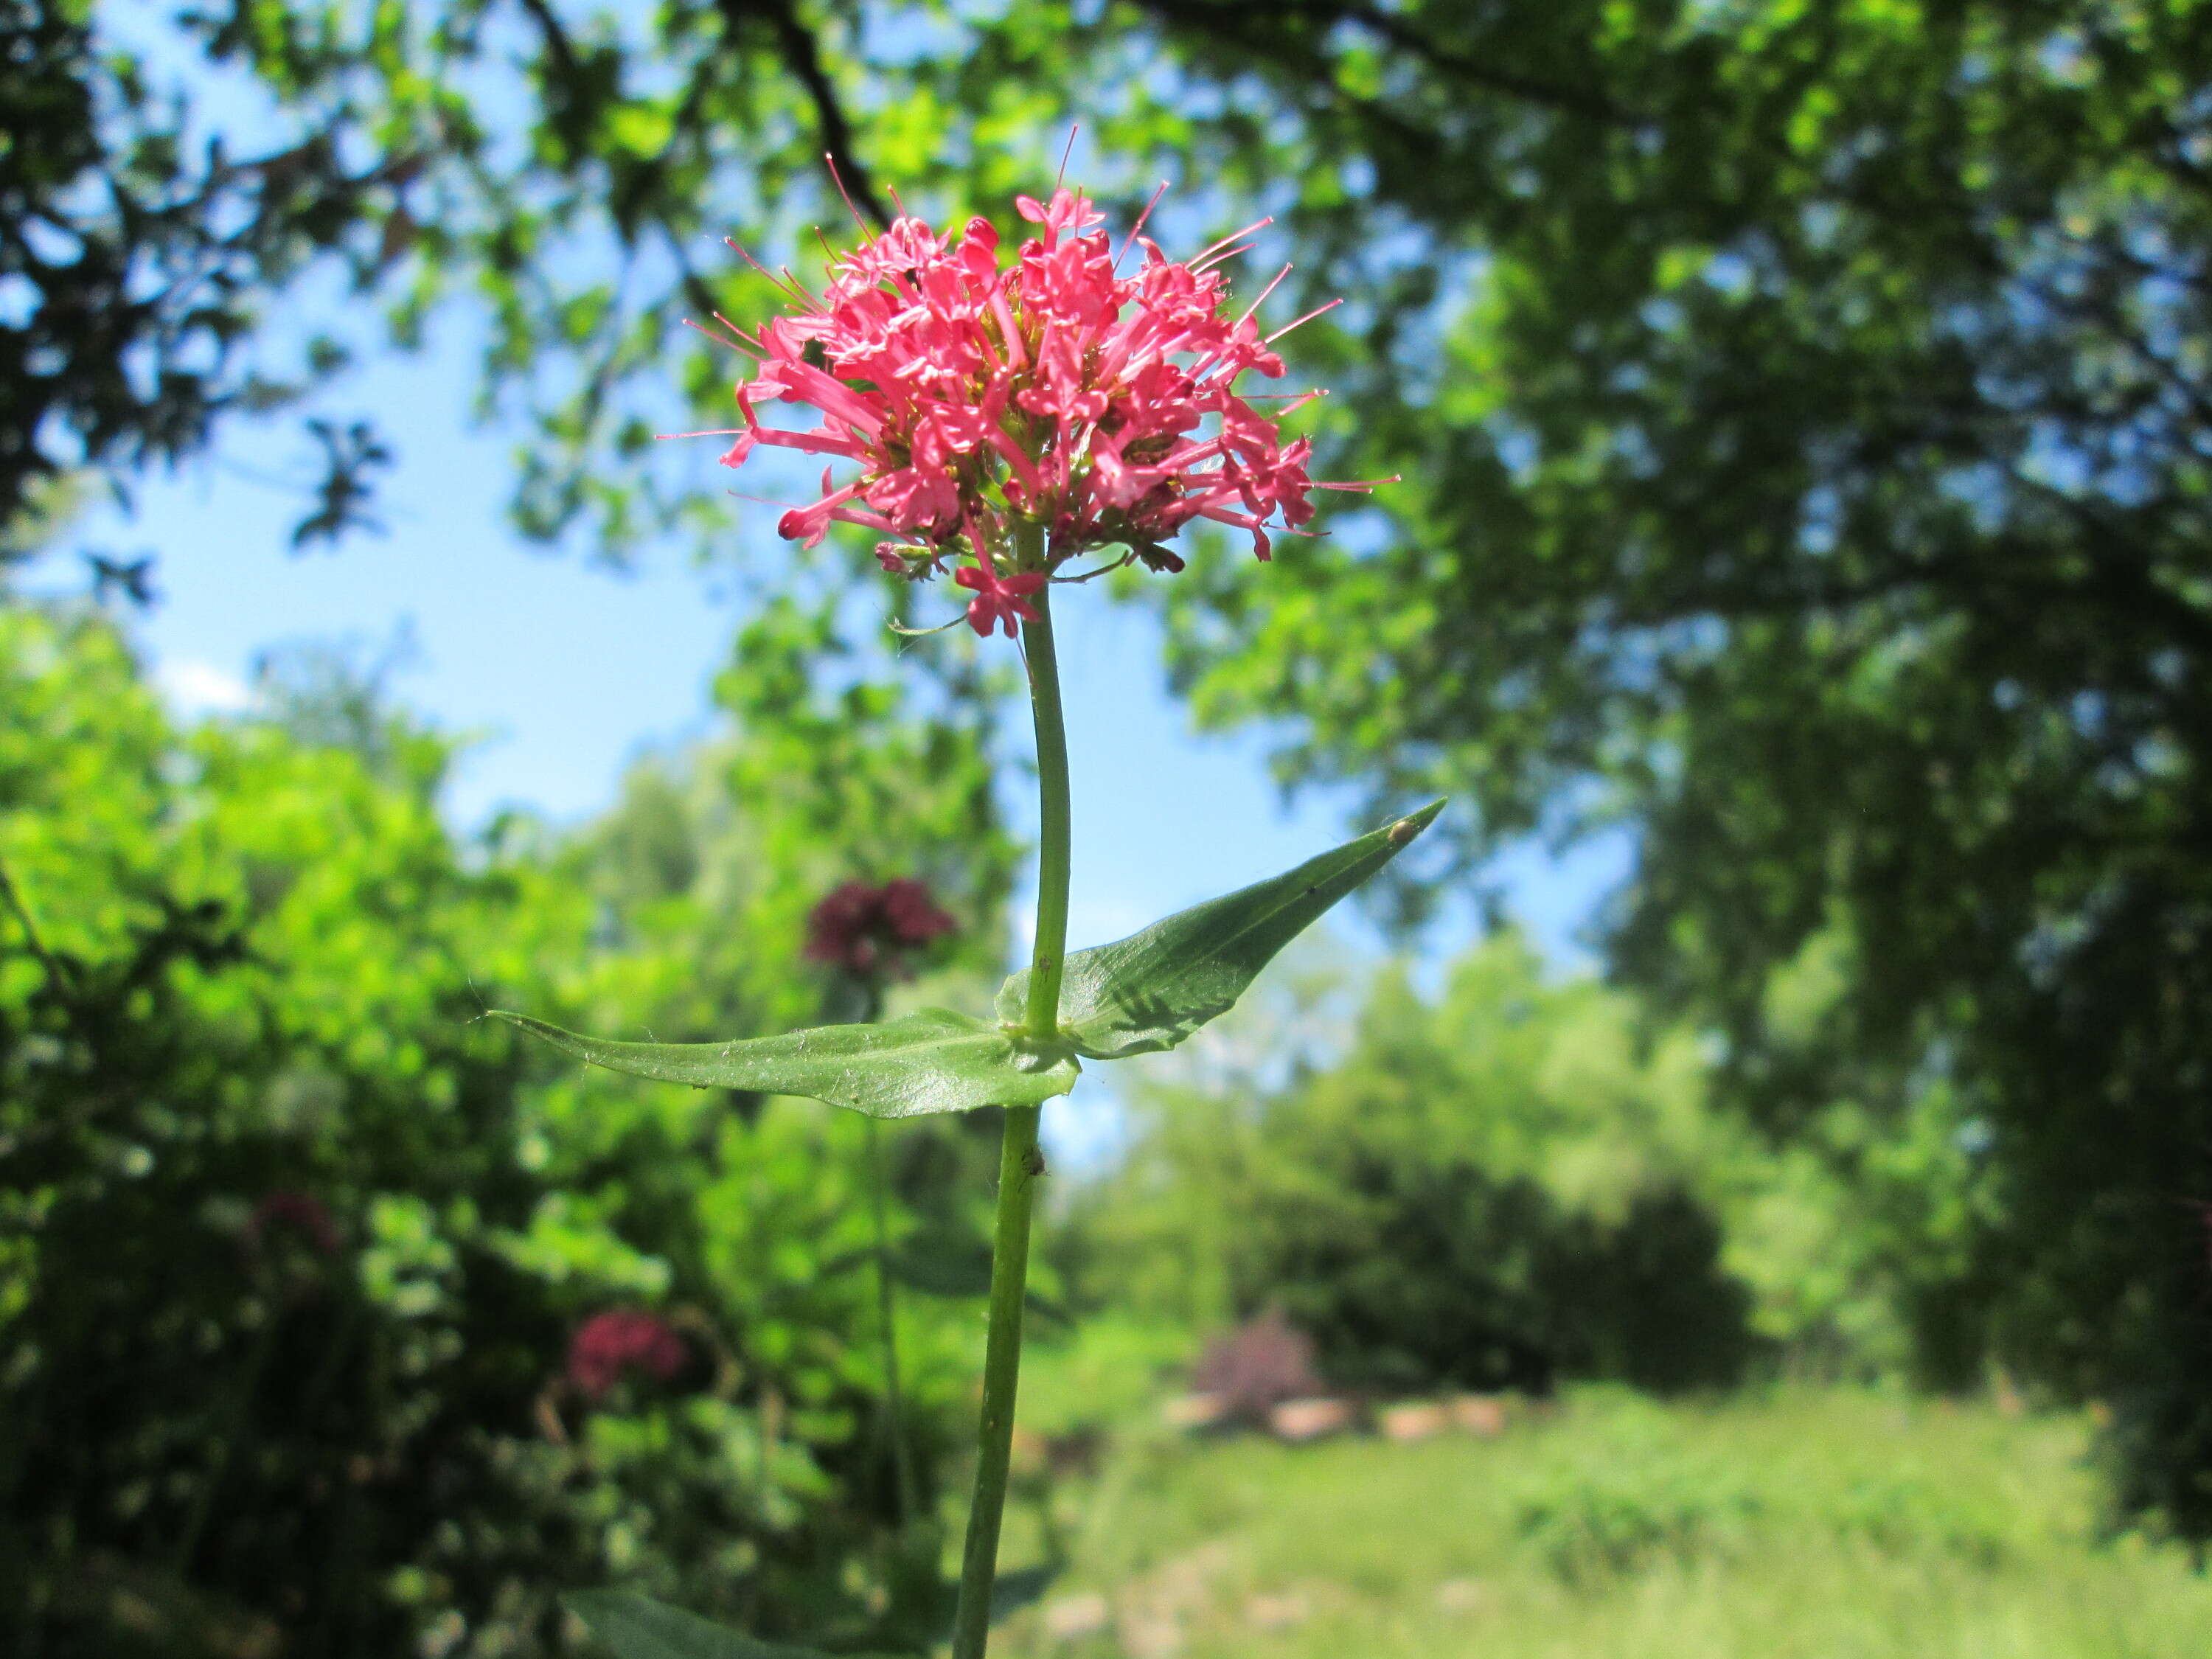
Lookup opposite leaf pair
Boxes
[490,801,1442,1115]
[526,803,1443,1659]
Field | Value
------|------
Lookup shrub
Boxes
[0,605,1009,1656]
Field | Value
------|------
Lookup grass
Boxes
[982,1363,2211,1658]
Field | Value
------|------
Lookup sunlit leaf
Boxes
[566,1590,914,1659]
[490,1007,1078,1119]
[998,801,1444,1059]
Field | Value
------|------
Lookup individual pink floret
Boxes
[953,562,1046,638]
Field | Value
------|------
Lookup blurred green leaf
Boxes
[998,801,1445,1060]
[490,1007,1079,1118]
[880,1230,1068,1320]
[566,1589,914,1659]
[884,1227,995,1298]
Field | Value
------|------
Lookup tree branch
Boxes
[1335,1,1626,124]
[1133,0,1626,125]
[514,0,582,83]
[0,856,74,1004]
[733,0,893,230]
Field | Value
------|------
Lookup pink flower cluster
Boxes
[804,877,957,978]
[568,1309,688,1403]
[703,182,1382,638]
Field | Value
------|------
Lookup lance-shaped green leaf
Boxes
[998,800,1445,1060]
[566,1590,915,1659]
[488,1007,1078,1119]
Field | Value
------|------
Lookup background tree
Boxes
[1119,0,2212,1533]
[0,0,421,548]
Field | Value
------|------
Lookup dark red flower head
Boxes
[804,877,957,978]
[568,1309,688,1403]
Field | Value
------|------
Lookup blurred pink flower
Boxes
[1190,1307,1323,1424]
[568,1309,687,1403]
[804,878,958,978]
[696,179,1388,637]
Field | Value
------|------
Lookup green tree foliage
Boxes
[0,599,1015,1655]
[1092,2,2212,1532]
[27,0,2209,1539]
[0,0,423,546]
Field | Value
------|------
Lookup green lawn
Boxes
[985,1380,2211,1658]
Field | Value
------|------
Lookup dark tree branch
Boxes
[1133,0,1626,125]
[1335,1,1627,124]
[612,57,721,239]
[0,856,74,1004]
[514,0,582,83]
[734,0,893,231]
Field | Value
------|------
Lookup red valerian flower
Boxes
[805,877,959,978]
[689,176,1391,638]
[568,1309,688,1403]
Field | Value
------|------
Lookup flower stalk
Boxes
[860,1113,917,1526]
[950,543,1069,1659]
[801,891,953,1530]
[627,173,1408,1658]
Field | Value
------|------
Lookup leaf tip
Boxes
[485,1009,569,1051]
[1386,799,1447,848]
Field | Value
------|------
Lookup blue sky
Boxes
[20,22,1633,1159]
[48,300,1627,978]
[29,312,1629,1164]
[44,3,1631,992]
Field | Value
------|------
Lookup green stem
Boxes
[175,1304,283,1575]
[863,1113,917,1526]
[950,553,1070,1659]
[950,1102,1042,1655]
[1020,592,1074,1037]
